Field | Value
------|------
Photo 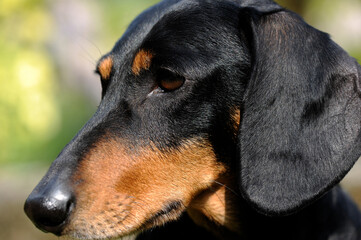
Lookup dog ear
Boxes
[238,7,361,216]
[237,0,282,13]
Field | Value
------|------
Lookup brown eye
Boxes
[157,69,185,92]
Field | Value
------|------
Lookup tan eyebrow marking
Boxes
[132,49,153,75]
[98,57,113,80]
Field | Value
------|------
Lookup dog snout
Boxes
[24,184,74,235]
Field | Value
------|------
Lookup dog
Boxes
[24,0,361,239]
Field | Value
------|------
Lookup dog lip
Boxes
[144,200,184,225]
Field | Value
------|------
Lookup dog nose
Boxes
[24,187,74,235]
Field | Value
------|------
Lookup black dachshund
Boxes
[25,0,361,239]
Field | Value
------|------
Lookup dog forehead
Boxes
[109,0,240,58]
[110,0,192,57]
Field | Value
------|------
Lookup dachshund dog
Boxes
[24,0,361,239]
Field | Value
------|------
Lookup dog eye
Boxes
[157,69,185,92]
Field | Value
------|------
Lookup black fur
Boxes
[25,0,361,239]
[137,187,361,240]
[238,7,361,216]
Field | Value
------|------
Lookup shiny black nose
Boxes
[24,187,74,235]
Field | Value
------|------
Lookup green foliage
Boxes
[101,0,160,42]
[0,0,160,164]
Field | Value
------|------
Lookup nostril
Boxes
[24,190,74,235]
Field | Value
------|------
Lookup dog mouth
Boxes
[62,199,186,240]
[53,136,226,240]
[143,200,185,228]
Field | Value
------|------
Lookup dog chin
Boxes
[64,231,139,240]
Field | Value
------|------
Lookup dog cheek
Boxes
[65,138,226,237]
[115,139,227,207]
[64,139,139,238]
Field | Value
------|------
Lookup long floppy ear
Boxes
[238,5,361,216]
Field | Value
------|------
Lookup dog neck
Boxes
[187,184,361,239]
[187,175,242,239]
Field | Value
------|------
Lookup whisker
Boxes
[213,180,242,199]
[86,38,103,58]
[78,42,98,66]
[214,190,226,208]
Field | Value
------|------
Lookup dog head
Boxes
[25,0,361,239]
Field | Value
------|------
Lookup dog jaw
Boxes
[188,176,242,238]
[61,137,226,239]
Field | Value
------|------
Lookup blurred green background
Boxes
[0,0,360,239]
